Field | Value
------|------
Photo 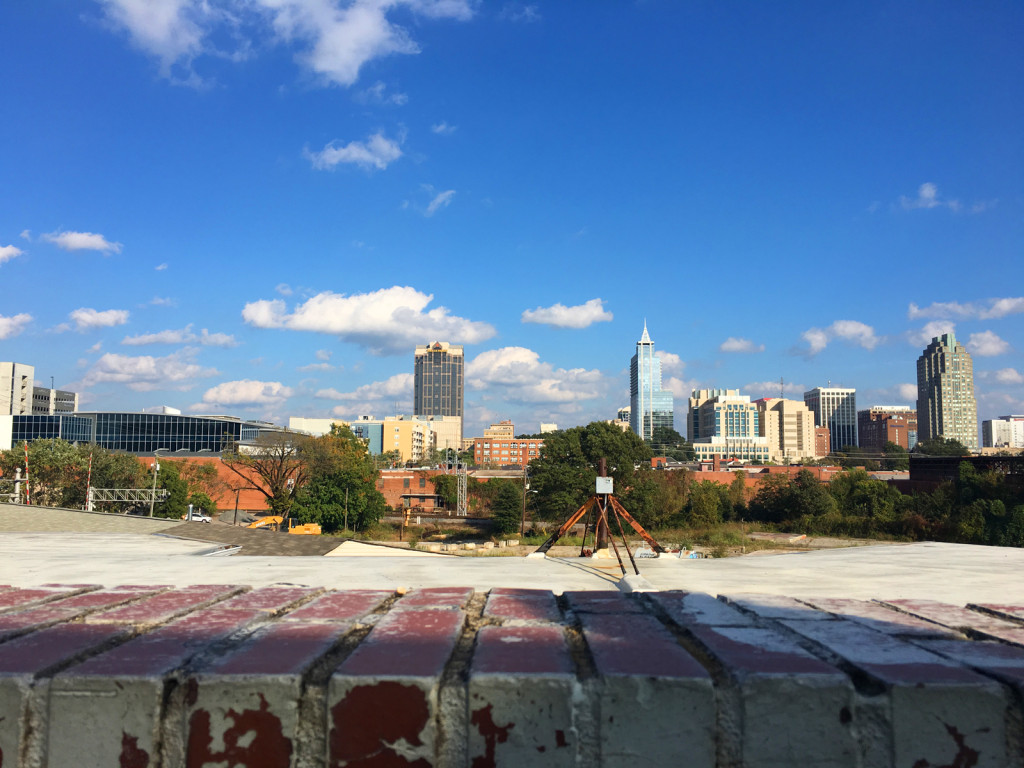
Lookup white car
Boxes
[184,510,212,523]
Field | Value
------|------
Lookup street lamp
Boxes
[148,448,168,517]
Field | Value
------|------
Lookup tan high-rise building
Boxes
[687,389,739,442]
[917,333,978,450]
[756,398,819,462]
[414,341,464,450]
[0,362,34,416]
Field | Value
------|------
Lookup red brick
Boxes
[86,585,241,627]
[722,593,831,621]
[392,586,473,611]
[70,609,265,677]
[329,608,465,767]
[0,623,130,675]
[282,590,390,622]
[778,617,1009,766]
[469,626,577,766]
[0,587,86,613]
[880,599,1023,642]
[649,591,756,627]
[563,591,643,614]
[213,586,322,613]
[472,626,572,675]
[917,638,1024,693]
[967,602,1024,623]
[0,588,160,641]
[579,612,714,767]
[337,608,464,677]
[206,621,350,676]
[800,597,961,638]
[484,590,561,623]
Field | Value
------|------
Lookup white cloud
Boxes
[909,298,1024,321]
[720,337,764,354]
[101,1,475,88]
[155,263,168,271]
[315,349,331,361]
[69,308,130,331]
[121,324,238,347]
[743,380,806,398]
[898,382,919,401]
[42,230,122,254]
[19,230,31,240]
[424,189,456,216]
[200,379,293,406]
[81,348,216,391]
[306,132,402,171]
[467,347,605,404]
[992,368,1024,385]
[0,245,24,265]
[241,285,495,355]
[98,0,209,79]
[908,320,956,347]
[800,320,879,356]
[149,296,176,307]
[431,121,457,135]
[499,3,540,22]
[275,282,293,296]
[898,182,959,212]
[318,372,413,401]
[658,351,685,375]
[981,297,1024,320]
[87,342,103,354]
[358,81,407,105]
[521,298,613,329]
[967,330,1010,357]
[298,362,335,372]
[0,313,32,339]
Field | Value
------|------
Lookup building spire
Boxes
[640,319,651,344]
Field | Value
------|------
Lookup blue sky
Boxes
[1,1,1022,439]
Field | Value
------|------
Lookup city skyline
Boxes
[1,3,1021,439]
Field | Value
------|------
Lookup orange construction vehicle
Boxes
[246,516,322,535]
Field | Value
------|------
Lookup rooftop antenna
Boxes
[780,376,784,400]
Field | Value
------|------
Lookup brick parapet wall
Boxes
[0,584,1022,766]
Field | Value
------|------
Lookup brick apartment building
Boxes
[472,420,544,468]
[858,406,918,454]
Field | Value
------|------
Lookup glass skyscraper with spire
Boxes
[629,322,674,441]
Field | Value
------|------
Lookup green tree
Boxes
[528,422,653,522]
[430,474,459,510]
[650,426,696,461]
[223,432,313,516]
[914,437,970,456]
[292,425,387,532]
[490,480,523,535]
[728,471,748,520]
[882,442,909,471]
[686,480,723,526]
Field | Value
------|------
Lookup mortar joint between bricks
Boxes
[436,591,488,768]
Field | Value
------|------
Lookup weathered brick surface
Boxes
[328,607,464,766]
[563,590,643,614]
[881,598,1024,646]
[799,596,962,638]
[47,603,269,767]
[185,621,354,768]
[85,584,243,627]
[969,602,1024,623]
[649,591,756,627]
[392,586,474,612]
[0,585,1022,767]
[0,586,90,613]
[777,617,1010,767]
[282,589,390,622]
[484,588,561,623]
[0,587,161,642]
[579,612,714,766]
[469,625,576,766]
